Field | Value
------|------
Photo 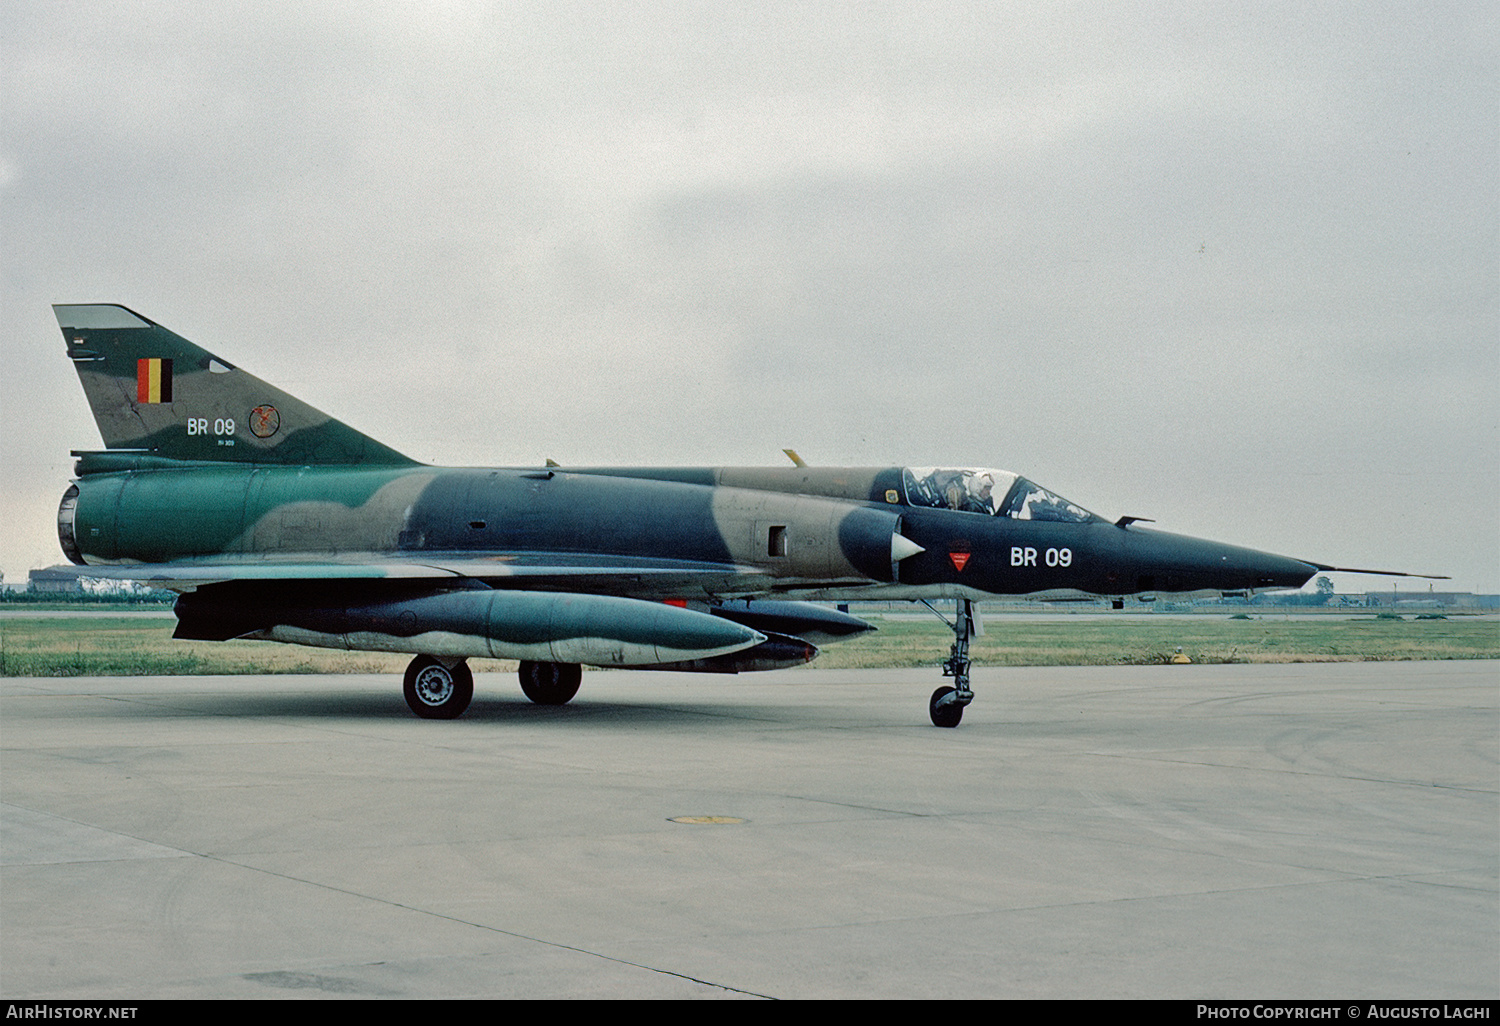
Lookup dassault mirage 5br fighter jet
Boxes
[51,304,1439,726]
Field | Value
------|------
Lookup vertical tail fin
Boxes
[55,304,415,466]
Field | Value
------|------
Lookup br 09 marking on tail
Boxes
[187,417,236,437]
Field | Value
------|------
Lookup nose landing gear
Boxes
[924,598,977,727]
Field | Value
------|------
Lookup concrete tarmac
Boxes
[2,661,1495,1000]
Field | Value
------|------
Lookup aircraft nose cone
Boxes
[1195,547,1320,592]
[1126,529,1321,594]
[1249,553,1321,591]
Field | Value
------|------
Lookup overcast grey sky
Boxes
[2,1,1496,592]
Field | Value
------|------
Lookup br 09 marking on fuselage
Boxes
[1011,546,1074,568]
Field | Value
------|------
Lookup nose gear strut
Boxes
[922,598,977,727]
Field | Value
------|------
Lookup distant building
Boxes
[27,568,83,595]
[1199,590,1498,611]
[1357,591,1500,610]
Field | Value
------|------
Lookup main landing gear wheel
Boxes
[518,660,582,705]
[403,655,474,719]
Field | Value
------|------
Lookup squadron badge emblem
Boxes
[249,404,280,438]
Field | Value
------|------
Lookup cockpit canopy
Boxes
[902,468,1099,523]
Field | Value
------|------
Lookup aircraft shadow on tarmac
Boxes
[103,683,800,725]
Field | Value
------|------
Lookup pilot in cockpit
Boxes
[964,473,996,514]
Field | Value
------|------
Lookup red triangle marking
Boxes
[949,552,970,572]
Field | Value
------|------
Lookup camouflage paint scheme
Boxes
[52,304,1348,722]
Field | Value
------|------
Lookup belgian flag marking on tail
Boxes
[136,358,172,404]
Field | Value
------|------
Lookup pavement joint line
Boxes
[1087,751,1500,793]
[193,851,778,1000]
[639,868,1500,943]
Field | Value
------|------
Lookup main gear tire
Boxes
[403,656,474,719]
[519,661,583,705]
